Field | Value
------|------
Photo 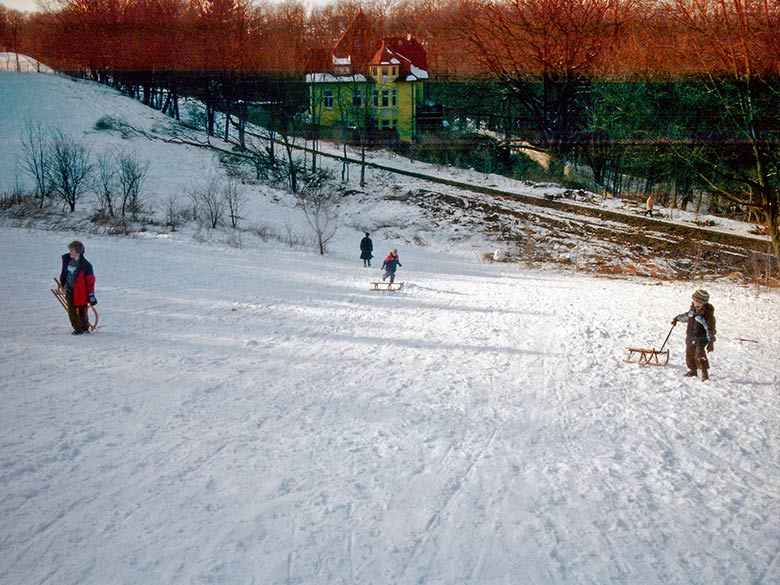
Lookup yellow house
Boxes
[306,16,428,143]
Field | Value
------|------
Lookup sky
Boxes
[2,0,38,12]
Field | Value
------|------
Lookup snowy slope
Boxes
[1,226,779,585]
[0,72,224,206]
[0,53,53,73]
[0,72,779,585]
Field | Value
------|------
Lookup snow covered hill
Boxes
[0,53,53,73]
[0,72,779,584]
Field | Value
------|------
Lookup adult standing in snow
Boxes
[382,249,402,284]
[360,232,373,267]
[59,240,96,335]
[644,194,655,217]
[671,289,716,381]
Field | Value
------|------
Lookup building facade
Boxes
[306,14,428,144]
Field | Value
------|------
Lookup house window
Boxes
[381,118,397,130]
[323,89,333,109]
[393,67,398,77]
[352,89,362,108]
[373,89,378,107]
[382,66,388,77]
[381,89,389,107]
[392,88,397,106]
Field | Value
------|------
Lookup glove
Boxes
[706,342,714,352]
[671,317,677,325]
[88,293,97,305]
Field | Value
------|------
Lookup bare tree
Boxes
[95,152,117,217]
[223,177,246,228]
[666,0,780,266]
[457,0,633,174]
[191,177,226,229]
[20,118,51,207]
[298,169,339,255]
[47,129,92,213]
[162,193,185,232]
[117,150,149,220]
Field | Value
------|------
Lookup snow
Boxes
[0,71,779,585]
[408,65,429,80]
[0,53,53,73]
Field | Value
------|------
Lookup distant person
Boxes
[382,249,402,284]
[671,289,716,381]
[644,194,655,217]
[59,240,97,335]
[360,232,373,267]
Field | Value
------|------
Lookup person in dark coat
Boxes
[381,249,402,284]
[672,289,716,380]
[59,240,96,335]
[360,232,373,267]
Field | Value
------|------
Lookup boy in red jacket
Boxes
[59,240,96,334]
[381,249,402,284]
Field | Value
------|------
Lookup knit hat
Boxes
[692,289,709,304]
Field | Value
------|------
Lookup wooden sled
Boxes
[51,277,99,331]
[625,323,674,367]
[625,347,669,366]
[370,281,404,291]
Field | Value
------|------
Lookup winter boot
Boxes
[701,368,709,381]
[684,370,697,377]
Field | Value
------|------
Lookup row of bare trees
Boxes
[5,0,777,263]
[4,0,775,79]
[21,119,148,217]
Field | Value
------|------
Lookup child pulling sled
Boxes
[672,289,716,381]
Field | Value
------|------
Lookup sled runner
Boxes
[625,323,674,367]
[370,281,404,291]
[51,277,99,331]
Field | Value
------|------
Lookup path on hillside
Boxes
[201,127,774,280]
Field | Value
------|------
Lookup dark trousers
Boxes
[67,293,90,333]
[685,339,709,373]
[363,258,371,267]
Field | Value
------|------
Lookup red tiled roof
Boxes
[369,37,427,78]
[326,12,428,77]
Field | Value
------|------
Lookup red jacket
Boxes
[60,253,95,306]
